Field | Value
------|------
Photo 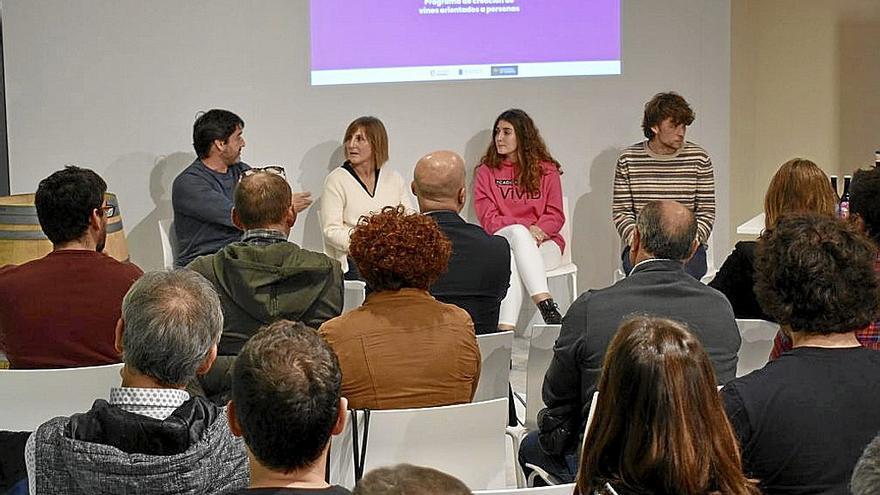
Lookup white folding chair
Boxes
[158,218,175,269]
[0,363,124,431]
[521,324,562,431]
[508,324,562,487]
[474,331,514,402]
[343,280,367,312]
[473,483,576,495]
[546,198,577,306]
[735,318,780,377]
[328,398,509,490]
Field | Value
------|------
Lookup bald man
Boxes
[412,151,510,336]
[520,200,740,483]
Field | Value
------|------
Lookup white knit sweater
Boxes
[320,165,414,271]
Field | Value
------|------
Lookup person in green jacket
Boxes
[189,168,343,403]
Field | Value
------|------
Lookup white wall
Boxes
[3,0,730,290]
[730,0,880,246]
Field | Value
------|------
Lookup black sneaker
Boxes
[537,298,562,324]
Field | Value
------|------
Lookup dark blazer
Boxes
[708,241,773,321]
[426,210,511,335]
[539,259,741,453]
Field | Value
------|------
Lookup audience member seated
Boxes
[26,270,248,495]
[576,316,759,495]
[721,213,880,494]
[189,169,343,404]
[763,165,880,360]
[319,206,480,410]
[352,464,471,495]
[320,116,413,280]
[519,200,740,483]
[848,166,880,352]
[172,109,312,267]
[412,150,510,335]
[226,320,350,494]
[852,434,880,495]
[709,157,835,321]
[0,166,143,368]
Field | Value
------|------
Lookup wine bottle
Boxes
[839,175,852,219]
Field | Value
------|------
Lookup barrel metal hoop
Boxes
[0,220,124,239]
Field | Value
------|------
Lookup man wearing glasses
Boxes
[0,166,143,368]
[172,109,312,267]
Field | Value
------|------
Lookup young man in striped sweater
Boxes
[612,92,715,279]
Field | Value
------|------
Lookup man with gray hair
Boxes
[519,200,740,484]
[26,270,248,495]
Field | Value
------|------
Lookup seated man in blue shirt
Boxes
[172,109,311,266]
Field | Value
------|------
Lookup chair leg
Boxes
[506,426,527,488]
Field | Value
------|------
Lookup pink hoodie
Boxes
[473,160,565,253]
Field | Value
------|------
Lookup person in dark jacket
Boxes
[519,200,740,484]
[412,150,510,336]
[189,169,343,404]
[709,158,836,321]
[26,269,248,495]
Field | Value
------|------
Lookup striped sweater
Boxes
[612,140,715,244]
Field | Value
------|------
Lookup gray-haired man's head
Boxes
[119,269,223,386]
[632,200,698,263]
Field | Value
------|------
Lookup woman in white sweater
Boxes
[320,116,413,278]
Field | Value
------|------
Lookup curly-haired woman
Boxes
[318,206,481,410]
[721,213,880,494]
[473,109,565,328]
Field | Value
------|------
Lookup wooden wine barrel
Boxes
[0,193,130,266]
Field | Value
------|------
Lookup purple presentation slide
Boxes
[310,0,621,85]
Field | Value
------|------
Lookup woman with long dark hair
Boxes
[474,109,565,327]
[577,316,758,495]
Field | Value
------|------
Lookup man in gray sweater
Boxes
[26,270,248,495]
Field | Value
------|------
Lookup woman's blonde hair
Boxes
[764,158,836,230]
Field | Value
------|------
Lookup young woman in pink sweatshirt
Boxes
[474,109,565,328]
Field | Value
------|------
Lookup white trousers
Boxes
[496,224,562,327]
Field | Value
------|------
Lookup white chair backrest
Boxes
[474,331,513,402]
[525,324,562,430]
[343,280,366,313]
[735,318,780,377]
[0,363,124,431]
[700,234,717,283]
[473,483,577,495]
[559,197,572,265]
[158,218,175,269]
[584,390,600,439]
[328,398,508,490]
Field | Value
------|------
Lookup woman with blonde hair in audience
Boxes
[709,158,835,356]
[576,315,759,495]
[320,116,413,280]
[474,108,565,328]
